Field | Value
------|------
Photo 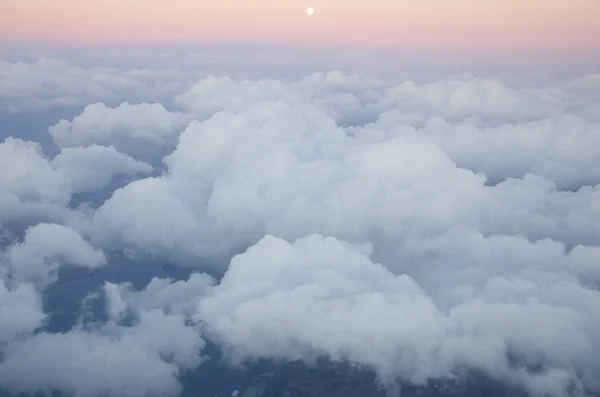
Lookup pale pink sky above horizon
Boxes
[1,0,599,50]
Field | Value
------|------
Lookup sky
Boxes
[1,0,600,50]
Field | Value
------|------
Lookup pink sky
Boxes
[1,0,599,50]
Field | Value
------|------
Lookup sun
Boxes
[306,7,314,15]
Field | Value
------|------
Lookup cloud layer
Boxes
[1,53,600,397]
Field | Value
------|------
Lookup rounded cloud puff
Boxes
[5,223,107,287]
[0,310,205,397]
[50,103,193,159]
[52,144,153,193]
[0,280,45,345]
[197,234,600,396]
[0,138,153,228]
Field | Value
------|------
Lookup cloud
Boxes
[562,73,600,121]
[0,265,209,397]
[198,234,443,381]
[0,57,122,110]
[0,280,45,346]
[2,54,600,397]
[364,112,600,190]
[90,95,600,263]
[81,71,600,396]
[172,73,566,128]
[49,103,193,158]
[104,273,214,320]
[371,78,563,123]
[0,309,206,397]
[0,138,152,228]
[90,99,352,262]
[0,57,198,111]
[0,138,71,226]
[3,223,106,288]
[52,144,153,193]
[174,76,302,119]
[197,234,600,396]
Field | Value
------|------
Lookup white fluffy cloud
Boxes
[0,262,207,397]
[0,138,152,227]
[0,138,71,226]
[4,223,106,288]
[197,234,600,396]
[0,138,71,205]
[104,273,214,320]
[90,96,600,264]
[50,103,193,158]
[0,310,205,397]
[80,71,600,396]
[52,144,153,193]
[0,280,45,346]
[0,57,198,111]
[2,53,600,397]
[364,112,600,190]
[369,78,563,123]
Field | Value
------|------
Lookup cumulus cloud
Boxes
[371,78,563,123]
[52,144,153,193]
[171,72,572,128]
[49,103,193,158]
[0,57,198,111]
[0,280,45,345]
[0,310,206,397]
[3,223,106,288]
[0,138,152,227]
[0,138,71,204]
[0,264,207,397]
[0,57,125,109]
[198,234,443,381]
[174,76,300,119]
[364,112,600,190]
[2,53,600,397]
[104,273,214,320]
[81,71,600,396]
[198,234,600,396]
[90,96,600,263]
[90,100,351,262]
[0,138,71,226]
